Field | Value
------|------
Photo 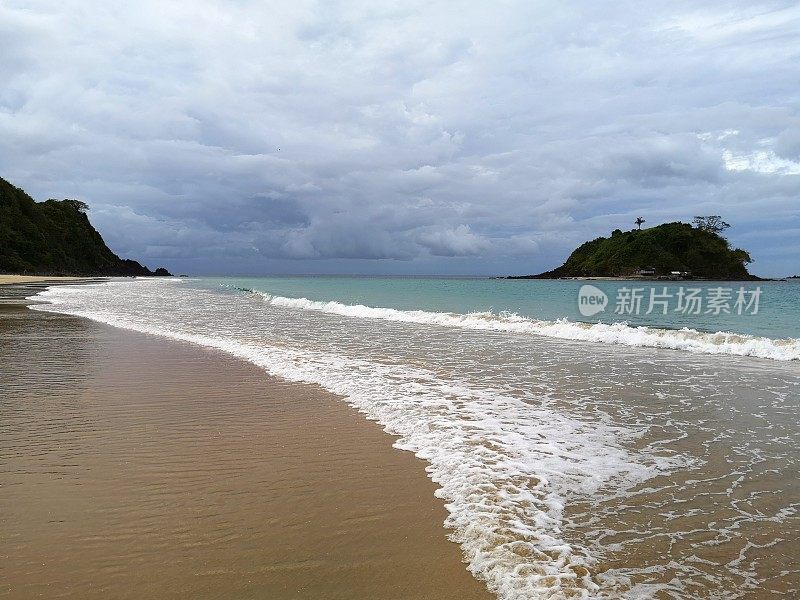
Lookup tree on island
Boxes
[693,215,730,234]
[635,216,646,230]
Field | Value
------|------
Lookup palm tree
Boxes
[635,216,646,230]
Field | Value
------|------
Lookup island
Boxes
[0,176,170,277]
[512,219,758,280]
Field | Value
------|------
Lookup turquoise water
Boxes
[200,276,800,340]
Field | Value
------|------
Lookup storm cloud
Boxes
[2,0,798,275]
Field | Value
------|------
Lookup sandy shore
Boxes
[0,275,101,285]
[0,300,491,599]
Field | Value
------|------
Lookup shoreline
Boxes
[0,275,107,285]
[1,293,491,599]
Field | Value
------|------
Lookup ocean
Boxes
[30,276,800,599]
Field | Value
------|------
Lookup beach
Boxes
[5,1,798,597]
[4,277,799,599]
[1,293,491,599]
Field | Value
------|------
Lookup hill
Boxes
[0,176,170,276]
[521,222,756,280]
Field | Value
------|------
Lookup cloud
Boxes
[1,0,798,276]
[418,224,491,257]
[723,150,800,175]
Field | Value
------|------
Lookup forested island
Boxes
[0,177,170,277]
[515,219,758,280]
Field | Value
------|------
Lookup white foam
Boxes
[27,280,683,599]
[249,291,800,362]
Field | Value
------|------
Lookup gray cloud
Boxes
[417,225,491,257]
[1,0,799,276]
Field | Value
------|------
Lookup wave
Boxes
[236,289,800,362]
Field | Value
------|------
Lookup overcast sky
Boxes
[2,1,799,276]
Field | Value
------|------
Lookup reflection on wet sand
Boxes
[1,305,490,600]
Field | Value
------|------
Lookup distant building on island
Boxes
[669,270,692,280]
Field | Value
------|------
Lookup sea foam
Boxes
[241,290,800,362]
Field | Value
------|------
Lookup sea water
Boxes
[30,277,800,599]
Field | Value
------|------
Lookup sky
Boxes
[1,0,799,276]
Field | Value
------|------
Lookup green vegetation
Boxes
[0,176,170,276]
[528,221,756,280]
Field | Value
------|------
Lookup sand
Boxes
[0,275,98,285]
[0,301,492,600]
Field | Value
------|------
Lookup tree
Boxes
[59,199,89,213]
[635,217,645,230]
[731,248,752,265]
[693,215,730,234]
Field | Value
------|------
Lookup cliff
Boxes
[0,176,170,276]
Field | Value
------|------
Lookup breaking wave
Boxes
[239,289,799,362]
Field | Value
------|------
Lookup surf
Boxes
[238,288,800,362]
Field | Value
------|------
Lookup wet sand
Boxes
[0,278,107,307]
[0,275,96,285]
[0,302,492,600]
